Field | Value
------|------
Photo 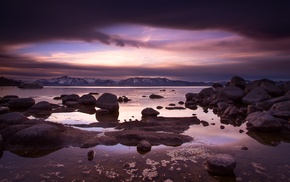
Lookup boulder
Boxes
[254,95,290,111]
[137,140,151,154]
[77,94,96,106]
[8,98,35,111]
[204,154,236,175]
[95,93,119,113]
[95,109,110,115]
[260,81,283,96]
[185,93,198,101]
[246,111,284,131]
[242,87,270,104]
[25,101,52,117]
[62,94,80,103]
[269,100,290,118]
[216,86,245,101]
[149,94,164,99]
[198,87,215,98]
[282,82,290,93]
[3,95,19,99]
[230,76,246,90]
[0,112,29,124]
[141,108,160,117]
[212,83,223,89]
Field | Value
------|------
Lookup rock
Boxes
[0,112,29,124]
[201,120,209,127]
[63,101,79,108]
[89,92,99,95]
[149,94,164,99]
[254,95,290,111]
[260,81,283,96]
[223,105,239,117]
[95,109,110,115]
[141,108,160,117]
[204,154,236,175]
[156,106,163,110]
[7,123,65,146]
[246,111,284,131]
[25,101,52,117]
[165,106,186,110]
[230,76,246,90]
[169,103,175,106]
[8,98,35,111]
[212,83,224,89]
[62,94,80,103]
[118,96,123,102]
[185,93,198,101]
[178,101,184,105]
[3,95,19,99]
[198,87,215,98]
[216,86,245,101]
[95,93,119,113]
[242,87,270,104]
[123,96,131,102]
[269,100,290,118]
[220,125,225,129]
[53,96,62,100]
[95,111,119,122]
[78,94,96,106]
[87,150,95,161]
[0,106,10,114]
[282,82,290,93]
[137,140,151,154]
[0,134,2,149]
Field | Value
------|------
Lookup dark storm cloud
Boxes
[1,0,290,47]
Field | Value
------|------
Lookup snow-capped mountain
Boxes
[34,76,117,86]
[34,76,213,86]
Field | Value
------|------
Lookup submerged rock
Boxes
[141,108,160,117]
[204,154,236,175]
[137,140,151,154]
[149,94,164,99]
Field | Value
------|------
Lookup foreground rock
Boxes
[137,140,151,154]
[8,98,35,111]
[25,101,52,118]
[246,111,285,131]
[0,112,29,124]
[204,154,236,175]
[95,93,119,113]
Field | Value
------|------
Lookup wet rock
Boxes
[169,103,175,106]
[95,111,119,123]
[220,125,225,129]
[77,107,96,114]
[185,93,198,101]
[178,101,184,105]
[96,109,110,115]
[25,101,52,117]
[53,96,62,100]
[241,146,248,150]
[156,106,163,110]
[204,154,236,175]
[246,111,284,131]
[118,96,131,103]
[87,150,95,161]
[89,92,99,95]
[269,100,290,118]
[95,93,119,113]
[62,94,80,103]
[78,94,96,106]
[0,112,29,124]
[149,94,164,99]
[141,108,160,117]
[198,87,215,98]
[63,101,79,108]
[3,95,19,99]
[118,96,123,102]
[137,140,151,154]
[8,98,35,111]
[0,106,10,114]
[242,87,270,104]
[239,129,244,133]
[201,120,209,127]
[230,76,246,90]
[216,86,245,101]
[212,83,224,89]
[165,106,186,110]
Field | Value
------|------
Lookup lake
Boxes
[0,86,290,181]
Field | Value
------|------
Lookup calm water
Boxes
[0,86,290,181]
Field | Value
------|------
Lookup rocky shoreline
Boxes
[1,76,290,176]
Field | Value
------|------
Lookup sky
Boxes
[1,1,290,82]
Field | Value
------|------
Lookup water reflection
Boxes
[247,130,290,146]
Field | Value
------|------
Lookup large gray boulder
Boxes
[230,76,246,90]
[269,100,290,118]
[25,101,52,117]
[0,112,29,124]
[198,87,215,98]
[242,87,270,104]
[141,107,160,117]
[216,86,245,101]
[77,94,96,106]
[204,154,236,175]
[95,93,119,113]
[254,95,290,111]
[8,98,35,110]
[246,111,285,131]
